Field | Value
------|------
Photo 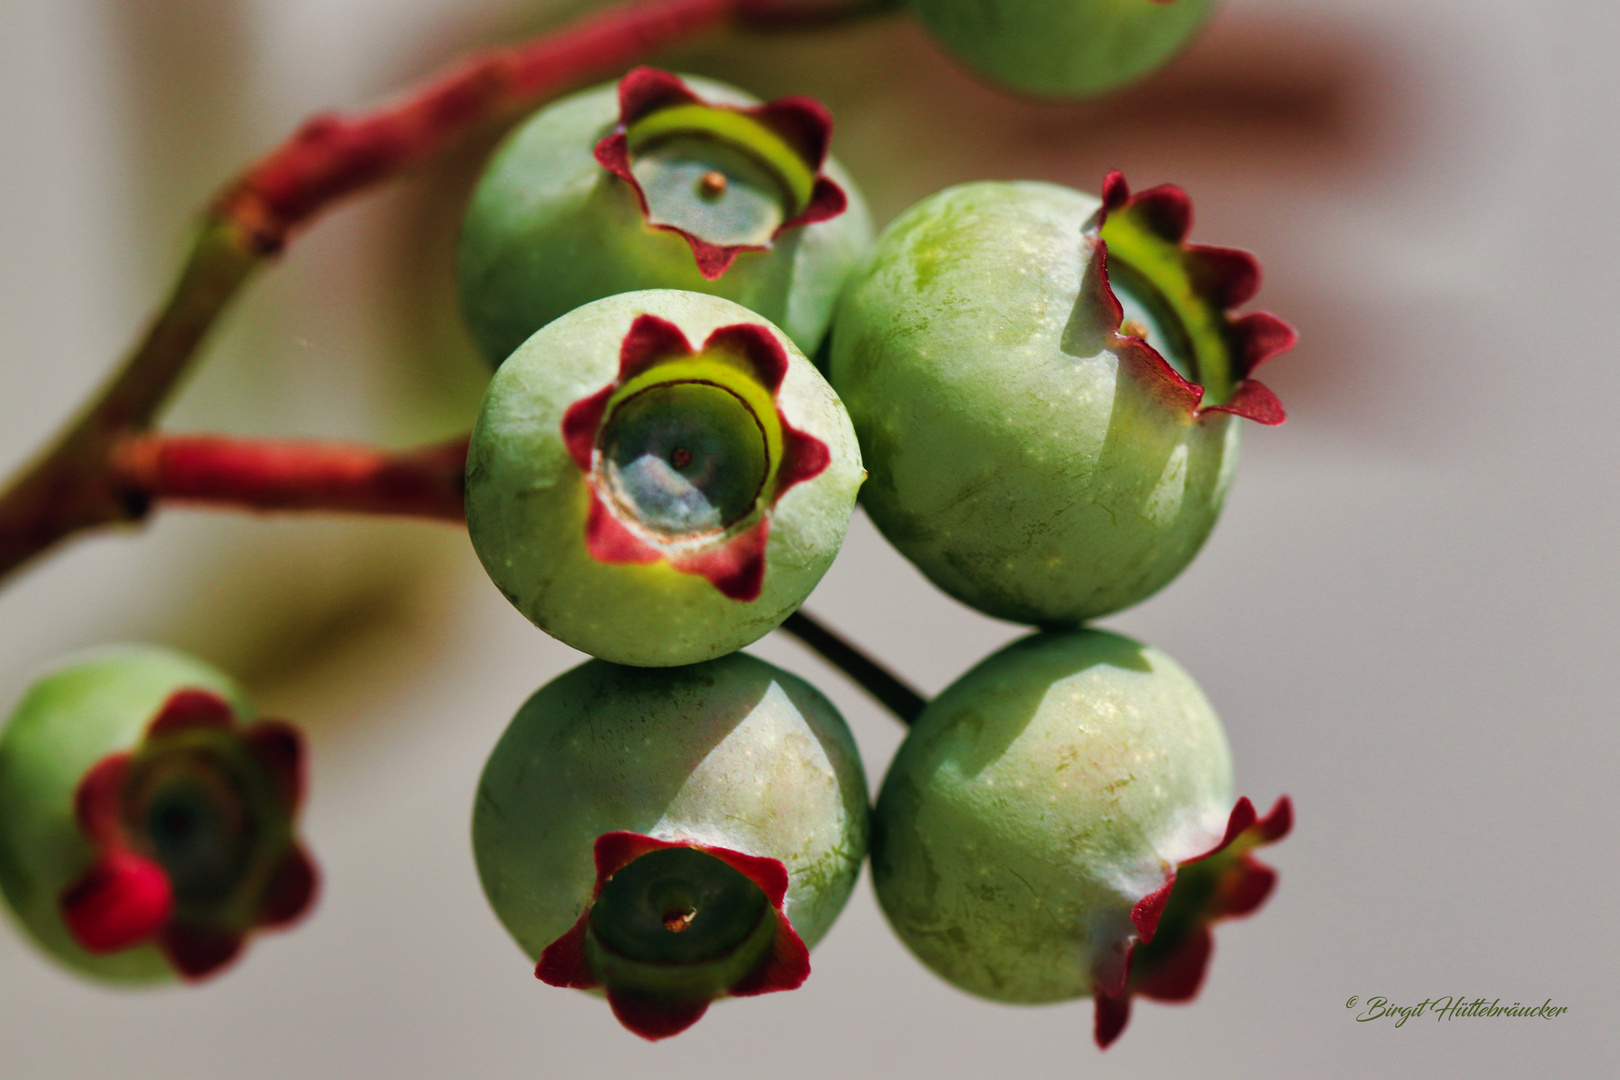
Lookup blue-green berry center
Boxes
[600,381,768,538]
[1108,259,1198,383]
[630,136,790,247]
[590,847,770,965]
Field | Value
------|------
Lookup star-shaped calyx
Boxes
[537,831,811,1040]
[594,67,848,279]
[1092,795,1293,1048]
[61,689,316,980]
[1071,170,1297,425]
[562,312,830,601]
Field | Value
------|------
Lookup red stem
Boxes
[1,0,902,585]
[222,0,741,253]
[112,434,471,521]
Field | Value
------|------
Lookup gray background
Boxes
[1,0,1615,1076]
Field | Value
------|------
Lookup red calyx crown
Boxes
[562,313,829,602]
[61,689,317,980]
[1080,170,1297,425]
[536,831,811,1040]
[594,67,848,279]
[1092,795,1294,1048]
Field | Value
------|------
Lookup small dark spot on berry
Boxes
[671,447,693,468]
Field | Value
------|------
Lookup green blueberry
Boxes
[913,0,1214,98]
[873,629,1232,1003]
[871,628,1289,1045]
[458,67,872,364]
[466,289,864,667]
[472,652,869,1038]
[0,646,317,984]
[829,176,1292,626]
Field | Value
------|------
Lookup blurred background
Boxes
[1,0,1615,1076]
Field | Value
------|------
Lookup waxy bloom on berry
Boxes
[467,290,863,667]
[473,653,869,1039]
[830,173,1295,626]
[872,629,1290,1047]
[0,647,316,983]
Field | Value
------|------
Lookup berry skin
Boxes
[870,628,1289,1047]
[829,173,1294,626]
[472,652,869,1039]
[466,289,863,667]
[458,67,872,364]
[0,646,316,984]
[913,0,1214,99]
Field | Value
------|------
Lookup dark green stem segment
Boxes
[0,0,902,590]
[780,610,927,725]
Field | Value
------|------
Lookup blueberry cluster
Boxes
[0,28,1293,1049]
[454,68,1294,1043]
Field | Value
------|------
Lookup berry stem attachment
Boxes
[778,610,927,724]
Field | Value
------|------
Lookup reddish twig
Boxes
[111,434,471,521]
[222,0,741,255]
[0,0,897,587]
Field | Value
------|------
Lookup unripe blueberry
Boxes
[472,653,869,1039]
[466,289,863,667]
[0,646,317,984]
[829,173,1295,626]
[871,628,1289,1047]
[459,67,872,363]
[913,0,1213,99]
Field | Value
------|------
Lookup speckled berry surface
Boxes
[473,652,869,963]
[830,179,1259,625]
[871,628,1233,1004]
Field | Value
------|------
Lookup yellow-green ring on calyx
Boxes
[626,104,817,214]
[1098,214,1236,405]
[598,354,788,535]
